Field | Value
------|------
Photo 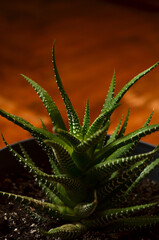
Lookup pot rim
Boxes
[0,137,158,182]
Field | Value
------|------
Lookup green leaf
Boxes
[1,136,70,206]
[107,115,123,145]
[40,118,47,130]
[51,174,83,191]
[44,139,82,177]
[95,124,159,163]
[54,128,81,147]
[82,202,159,228]
[82,99,90,137]
[37,180,64,206]
[0,109,70,173]
[0,109,75,151]
[143,110,154,127]
[106,142,134,160]
[124,156,159,197]
[117,107,130,138]
[88,145,159,180]
[52,42,82,137]
[101,69,116,113]
[113,62,159,105]
[42,223,87,239]
[107,110,153,163]
[2,134,39,172]
[97,156,153,201]
[29,130,60,173]
[21,74,67,131]
[0,109,54,140]
[0,191,75,221]
[76,124,109,153]
[85,103,119,139]
[107,216,159,233]
[74,191,97,218]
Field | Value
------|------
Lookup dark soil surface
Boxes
[0,171,159,240]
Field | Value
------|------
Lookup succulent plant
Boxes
[0,43,159,239]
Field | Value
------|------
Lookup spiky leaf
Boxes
[0,46,159,240]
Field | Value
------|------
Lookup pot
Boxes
[0,138,50,180]
[0,138,159,182]
[0,138,159,240]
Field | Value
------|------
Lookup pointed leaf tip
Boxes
[21,73,67,131]
[113,61,159,106]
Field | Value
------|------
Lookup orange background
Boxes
[0,0,159,148]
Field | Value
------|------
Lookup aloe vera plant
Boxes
[0,43,159,239]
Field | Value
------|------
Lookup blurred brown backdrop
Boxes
[0,0,159,148]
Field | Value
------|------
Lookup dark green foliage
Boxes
[0,43,159,239]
